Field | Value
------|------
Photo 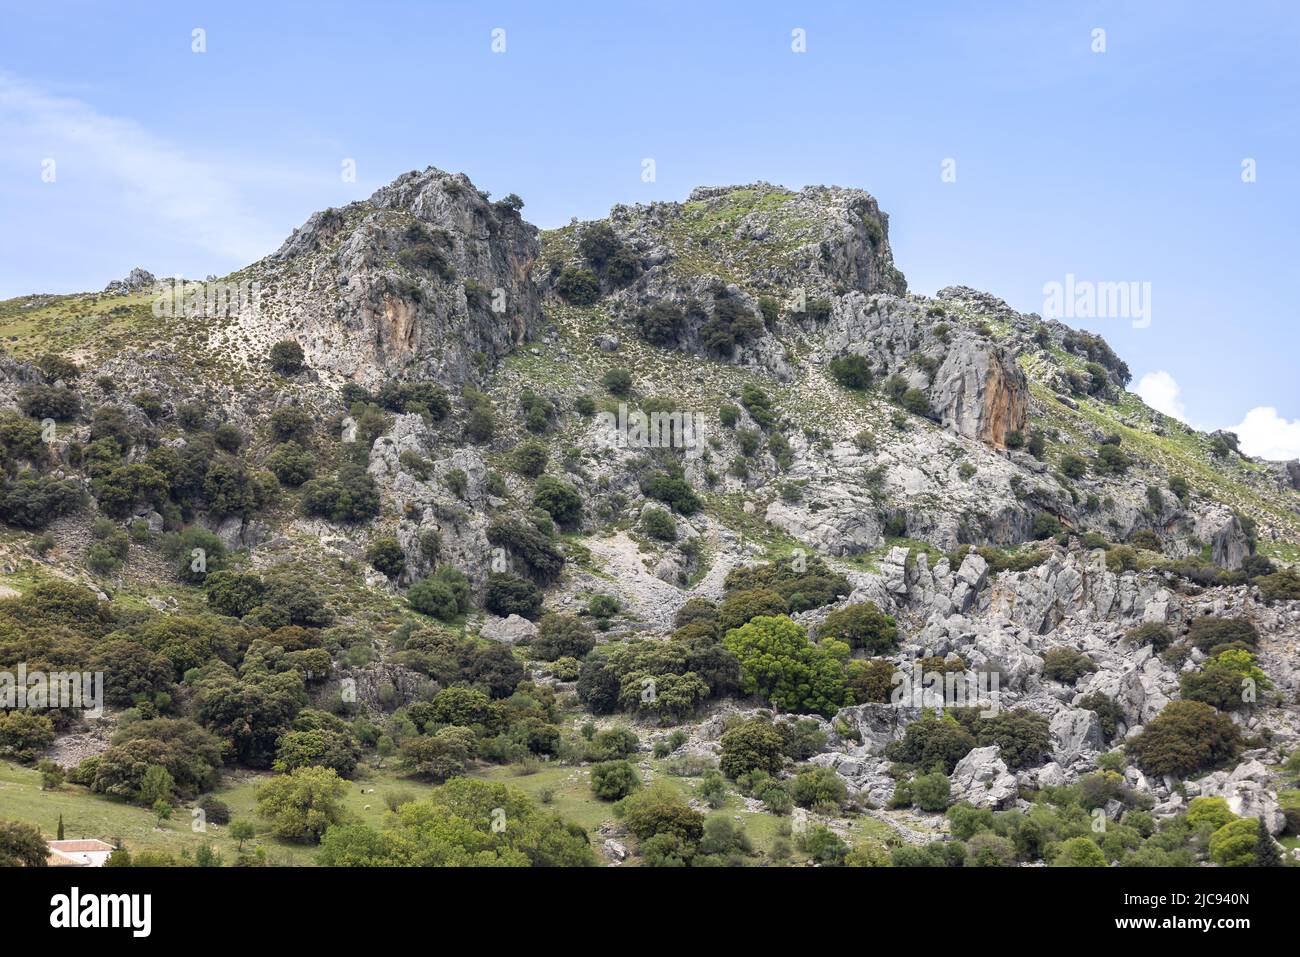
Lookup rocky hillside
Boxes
[1,166,1298,868]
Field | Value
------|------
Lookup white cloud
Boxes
[1228,407,1300,461]
[0,71,281,263]
[1135,370,1187,422]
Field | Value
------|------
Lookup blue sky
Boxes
[2,1,1298,455]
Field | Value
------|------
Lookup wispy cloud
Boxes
[0,71,282,264]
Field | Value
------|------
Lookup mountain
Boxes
[0,166,1297,868]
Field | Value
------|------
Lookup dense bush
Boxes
[532,476,583,529]
[719,719,785,779]
[1041,646,1096,684]
[366,537,406,579]
[555,265,600,305]
[590,760,640,800]
[532,613,595,661]
[885,713,976,773]
[723,615,848,717]
[269,340,305,374]
[828,353,873,390]
[484,572,543,619]
[818,602,897,654]
[1125,700,1240,777]
[300,463,381,523]
[486,519,565,583]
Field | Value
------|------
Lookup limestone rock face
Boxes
[928,337,1028,448]
[240,167,542,389]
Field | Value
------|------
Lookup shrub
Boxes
[1125,700,1240,777]
[532,613,595,661]
[532,476,583,529]
[1187,616,1258,652]
[269,340,305,374]
[828,354,873,390]
[365,537,406,578]
[885,714,976,773]
[601,367,633,397]
[265,442,316,486]
[1187,796,1235,832]
[1208,817,1259,867]
[718,588,788,631]
[911,771,952,812]
[1060,454,1088,478]
[975,710,1050,770]
[634,303,684,345]
[1031,512,1063,539]
[818,602,897,654]
[642,469,702,515]
[640,507,677,542]
[484,572,543,619]
[789,766,848,809]
[900,388,931,418]
[555,266,600,305]
[590,760,640,801]
[512,440,548,478]
[1257,567,1300,602]
[1052,836,1107,867]
[1041,646,1096,684]
[719,719,785,779]
[1126,622,1173,652]
[966,832,1017,867]
[300,463,381,523]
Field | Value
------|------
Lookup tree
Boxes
[1126,700,1240,777]
[484,572,543,619]
[618,782,704,846]
[556,266,600,305]
[818,602,897,654]
[1209,817,1260,867]
[229,820,256,851]
[601,367,633,397]
[827,353,873,390]
[317,778,595,867]
[138,764,175,807]
[1252,816,1282,867]
[590,760,640,800]
[0,820,48,867]
[722,615,849,717]
[265,442,316,486]
[532,476,583,528]
[790,766,848,809]
[511,440,548,478]
[885,713,976,773]
[532,613,595,661]
[640,507,677,542]
[269,340,305,374]
[407,577,460,621]
[0,711,55,763]
[365,537,406,578]
[1052,836,1107,867]
[1041,646,1096,684]
[911,771,952,812]
[719,719,785,779]
[398,727,477,782]
[717,587,788,631]
[255,766,349,843]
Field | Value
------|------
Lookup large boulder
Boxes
[950,745,1019,809]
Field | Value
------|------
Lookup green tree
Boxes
[254,766,349,843]
[719,719,785,779]
[723,615,849,717]
[1052,836,1107,867]
[590,760,640,800]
